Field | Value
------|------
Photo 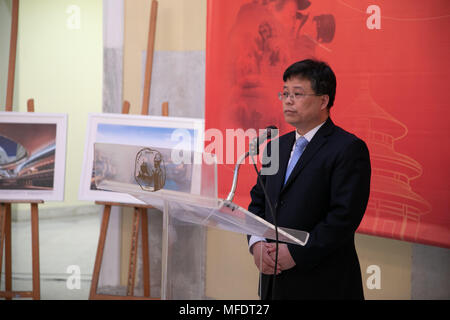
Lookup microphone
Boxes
[225,125,278,202]
[249,125,278,156]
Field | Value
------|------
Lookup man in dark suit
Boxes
[248,59,371,299]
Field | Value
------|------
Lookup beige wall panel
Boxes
[123,0,206,113]
[356,233,412,300]
[206,228,259,299]
[156,0,206,51]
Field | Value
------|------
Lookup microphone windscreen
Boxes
[266,125,278,138]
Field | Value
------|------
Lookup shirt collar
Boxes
[295,120,326,142]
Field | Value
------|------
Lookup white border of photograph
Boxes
[79,113,205,204]
[0,111,68,201]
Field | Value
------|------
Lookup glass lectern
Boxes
[93,142,309,299]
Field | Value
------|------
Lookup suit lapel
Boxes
[281,118,335,193]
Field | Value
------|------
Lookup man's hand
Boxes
[267,243,296,271]
[252,241,282,275]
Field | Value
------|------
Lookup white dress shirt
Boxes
[248,121,326,254]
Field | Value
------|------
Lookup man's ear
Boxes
[320,95,330,110]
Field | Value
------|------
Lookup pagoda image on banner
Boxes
[337,76,432,241]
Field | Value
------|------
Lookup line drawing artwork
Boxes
[338,76,432,241]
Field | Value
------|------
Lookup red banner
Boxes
[205,0,450,248]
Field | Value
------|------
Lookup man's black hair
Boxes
[283,59,336,109]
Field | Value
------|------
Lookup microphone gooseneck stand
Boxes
[225,126,279,300]
[250,153,279,301]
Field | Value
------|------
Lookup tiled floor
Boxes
[1,213,100,300]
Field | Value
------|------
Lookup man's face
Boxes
[282,77,328,132]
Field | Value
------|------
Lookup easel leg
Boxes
[5,203,12,300]
[161,201,169,300]
[89,205,111,299]
[127,208,140,296]
[0,204,6,288]
[30,203,40,300]
[141,208,150,297]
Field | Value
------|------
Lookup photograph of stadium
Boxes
[0,123,56,190]
[0,112,67,201]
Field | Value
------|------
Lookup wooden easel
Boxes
[89,0,163,300]
[0,199,42,300]
[0,0,42,300]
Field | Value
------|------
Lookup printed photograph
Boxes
[0,112,68,201]
[93,124,197,193]
[0,123,56,190]
[79,113,204,204]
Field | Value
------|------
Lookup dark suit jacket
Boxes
[248,117,371,300]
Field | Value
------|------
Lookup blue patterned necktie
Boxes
[284,136,309,185]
